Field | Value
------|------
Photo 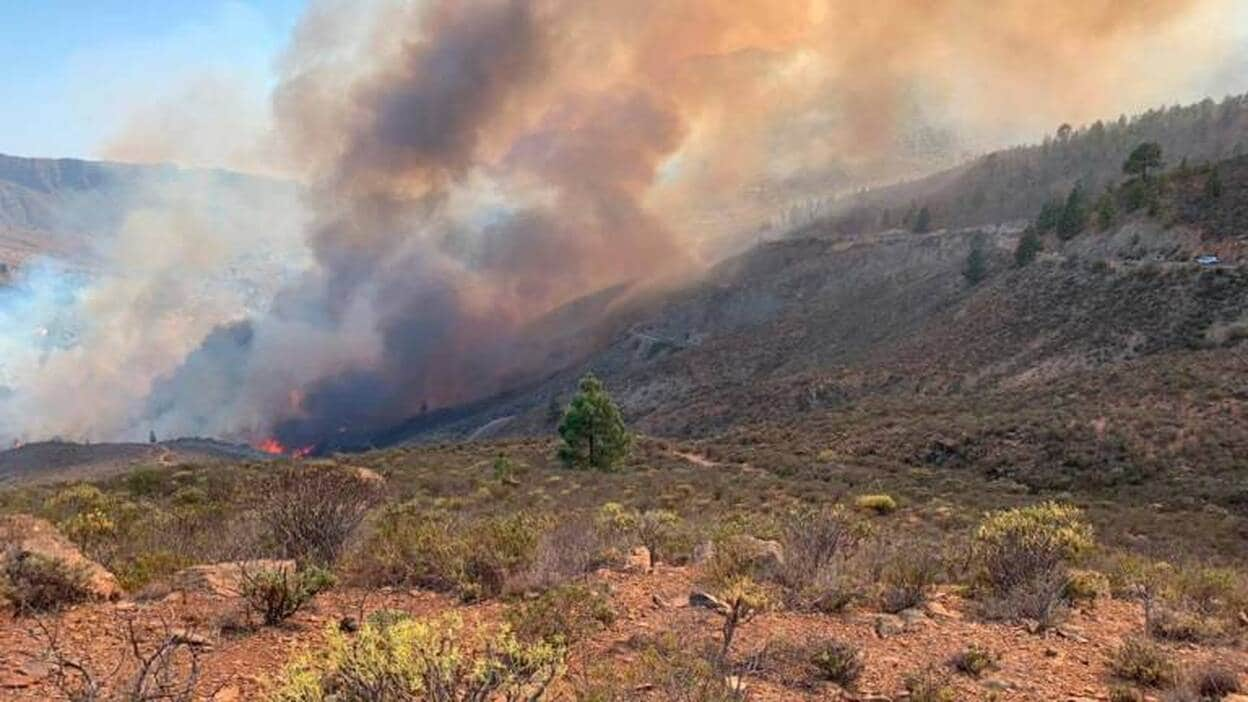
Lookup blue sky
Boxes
[0,1,305,159]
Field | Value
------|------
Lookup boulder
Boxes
[0,514,122,601]
[874,613,905,638]
[167,560,296,597]
[624,546,652,573]
[689,590,732,615]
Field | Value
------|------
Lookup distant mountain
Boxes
[0,153,292,267]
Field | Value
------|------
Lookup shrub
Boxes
[973,502,1093,595]
[1188,664,1242,698]
[507,517,606,593]
[904,667,957,702]
[460,512,545,601]
[596,503,684,566]
[777,506,867,611]
[1063,569,1110,604]
[267,614,564,702]
[978,569,1070,627]
[259,464,380,566]
[1109,685,1144,702]
[352,504,463,590]
[949,644,996,678]
[810,640,863,688]
[506,583,615,645]
[1111,638,1178,688]
[880,545,941,613]
[854,494,897,515]
[1,550,93,612]
[241,565,335,626]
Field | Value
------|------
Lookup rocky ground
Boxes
[0,550,1244,701]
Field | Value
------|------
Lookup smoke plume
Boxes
[1,0,1238,447]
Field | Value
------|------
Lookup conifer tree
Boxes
[557,374,632,471]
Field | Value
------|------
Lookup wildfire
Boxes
[256,438,314,459]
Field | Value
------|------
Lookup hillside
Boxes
[0,153,294,268]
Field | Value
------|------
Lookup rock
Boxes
[692,540,716,565]
[898,608,928,629]
[1223,695,1248,702]
[874,614,905,638]
[168,560,296,597]
[689,590,731,615]
[352,467,385,484]
[982,677,1015,691]
[0,514,123,601]
[1021,618,1042,634]
[923,600,961,620]
[624,546,652,573]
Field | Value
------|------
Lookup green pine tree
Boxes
[912,206,932,234]
[557,374,632,471]
[964,241,988,286]
[1014,229,1042,268]
[1095,189,1117,230]
[1057,185,1087,240]
[1123,142,1163,181]
[1205,166,1223,200]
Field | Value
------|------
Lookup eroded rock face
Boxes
[0,514,123,601]
[166,560,297,598]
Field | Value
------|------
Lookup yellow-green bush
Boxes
[854,494,898,515]
[1110,637,1177,688]
[972,502,1094,594]
[267,614,564,702]
[1062,569,1110,604]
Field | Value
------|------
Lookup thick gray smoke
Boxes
[1,0,1240,448]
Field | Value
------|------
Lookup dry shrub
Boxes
[349,504,545,601]
[572,630,746,702]
[1111,638,1179,688]
[949,644,997,678]
[879,542,942,613]
[505,516,605,593]
[1187,663,1242,699]
[978,569,1070,628]
[1,549,93,613]
[37,614,213,702]
[810,640,864,688]
[506,582,615,645]
[904,667,957,702]
[777,506,868,611]
[259,465,381,566]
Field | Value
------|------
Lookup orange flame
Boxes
[257,438,314,458]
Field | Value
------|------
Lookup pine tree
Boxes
[1057,185,1087,240]
[912,206,932,234]
[557,374,632,471]
[964,241,988,286]
[1205,166,1223,200]
[1035,198,1063,233]
[1014,230,1042,268]
[1123,142,1164,180]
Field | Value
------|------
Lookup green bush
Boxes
[1110,638,1178,688]
[810,640,863,688]
[242,565,335,626]
[1062,569,1110,604]
[506,583,615,645]
[1,550,94,612]
[267,614,564,702]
